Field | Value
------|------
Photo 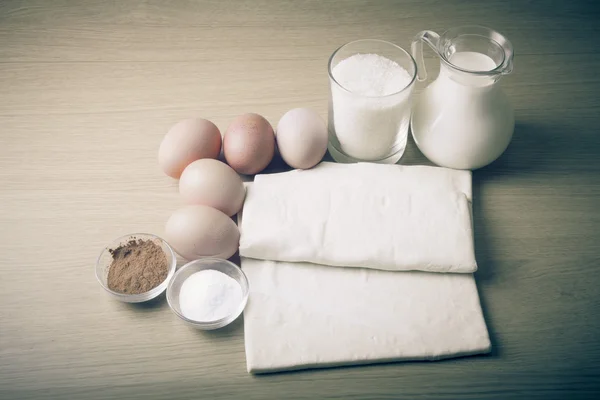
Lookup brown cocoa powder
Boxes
[107,238,169,294]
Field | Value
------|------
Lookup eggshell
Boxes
[223,113,274,175]
[159,118,222,178]
[179,159,245,216]
[165,205,239,260]
[276,108,327,169]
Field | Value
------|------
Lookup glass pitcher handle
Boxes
[411,30,441,82]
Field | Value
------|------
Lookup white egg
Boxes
[179,159,245,216]
[276,108,327,169]
[165,205,239,260]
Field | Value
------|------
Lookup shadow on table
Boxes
[470,120,600,360]
[472,119,600,281]
[192,314,245,338]
[479,121,600,177]
[119,291,168,311]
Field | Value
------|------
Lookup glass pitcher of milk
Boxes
[411,26,514,170]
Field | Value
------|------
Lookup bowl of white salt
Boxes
[166,258,249,330]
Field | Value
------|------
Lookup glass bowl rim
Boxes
[328,38,418,99]
[166,257,249,330]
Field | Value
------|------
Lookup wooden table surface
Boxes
[1,0,600,398]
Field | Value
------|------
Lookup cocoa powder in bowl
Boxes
[107,238,169,294]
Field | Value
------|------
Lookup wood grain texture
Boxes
[1,0,600,399]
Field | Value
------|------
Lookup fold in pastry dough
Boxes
[240,162,477,273]
[242,258,491,374]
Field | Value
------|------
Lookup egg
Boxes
[179,159,245,216]
[223,113,275,175]
[165,205,239,260]
[276,108,327,169]
[158,118,222,178]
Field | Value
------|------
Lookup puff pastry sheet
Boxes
[240,163,477,273]
[242,258,491,374]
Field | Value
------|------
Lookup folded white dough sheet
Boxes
[240,162,477,273]
[240,164,490,373]
[242,258,491,374]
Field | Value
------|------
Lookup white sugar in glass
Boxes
[328,40,417,163]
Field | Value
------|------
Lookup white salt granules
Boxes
[330,53,414,161]
[179,269,243,322]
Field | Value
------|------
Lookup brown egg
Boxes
[179,159,245,216]
[158,118,222,179]
[165,205,239,260]
[223,113,275,175]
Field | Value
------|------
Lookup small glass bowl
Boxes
[95,233,177,303]
[166,258,249,330]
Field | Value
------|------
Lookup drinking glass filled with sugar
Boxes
[328,39,417,163]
